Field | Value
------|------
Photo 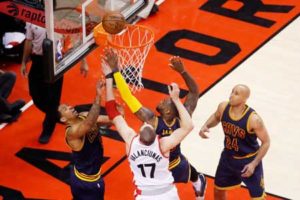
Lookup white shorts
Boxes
[135,185,179,200]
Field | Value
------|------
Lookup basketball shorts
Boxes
[70,168,105,200]
[170,154,190,183]
[214,151,265,198]
[135,185,179,200]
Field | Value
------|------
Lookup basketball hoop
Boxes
[94,24,154,93]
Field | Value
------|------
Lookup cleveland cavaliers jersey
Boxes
[128,135,174,189]
[155,116,181,162]
[221,103,260,157]
[66,115,103,176]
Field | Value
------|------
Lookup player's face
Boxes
[58,104,78,120]
[229,87,244,106]
[156,98,177,121]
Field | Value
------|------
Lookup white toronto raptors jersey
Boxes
[128,135,174,189]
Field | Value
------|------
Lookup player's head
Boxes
[139,123,156,146]
[229,84,250,106]
[58,104,79,123]
[156,97,178,121]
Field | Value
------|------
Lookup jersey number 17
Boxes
[137,163,156,178]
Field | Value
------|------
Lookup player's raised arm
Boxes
[75,81,103,138]
[102,48,156,124]
[159,83,194,153]
[102,61,136,150]
[169,56,199,115]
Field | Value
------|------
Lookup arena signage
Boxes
[0,1,45,27]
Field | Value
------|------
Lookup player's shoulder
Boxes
[218,101,228,111]
[247,110,266,132]
[65,124,76,135]
[249,111,261,123]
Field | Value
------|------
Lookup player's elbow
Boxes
[264,138,271,149]
[188,122,194,132]
[183,121,194,133]
[261,135,271,151]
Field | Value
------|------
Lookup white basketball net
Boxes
[107,25,154,93]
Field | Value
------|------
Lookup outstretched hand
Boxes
[102,48,119,72]
[169,56,185,74]
[80,59,89,77]
[168,82,180,101]
[199,125,210,139]
[96,79,105,96]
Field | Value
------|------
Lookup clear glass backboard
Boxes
[44,0,147,82]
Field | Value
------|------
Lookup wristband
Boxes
[105,72,113,79]
[105,100,121,120]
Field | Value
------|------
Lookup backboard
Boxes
[0,0,147,82]
[44,0,147,82]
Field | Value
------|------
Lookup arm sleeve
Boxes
[113,72,142,113]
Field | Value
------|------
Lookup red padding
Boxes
[105,100,121,120]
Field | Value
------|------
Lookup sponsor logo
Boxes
[7,3,18,16]
[3,2,45,26]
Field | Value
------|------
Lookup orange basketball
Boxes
[102,12,126,34]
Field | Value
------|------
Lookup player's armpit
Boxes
[183,93,198,115]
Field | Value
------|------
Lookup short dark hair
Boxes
[139,124,156,146]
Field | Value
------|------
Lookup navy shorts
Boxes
[215,151,265,198]
[170,154,190,183]
[70,168,105,200]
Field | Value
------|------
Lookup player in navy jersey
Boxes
[102,48,207,199]
[58,80,111,200]
[199,84,270,200]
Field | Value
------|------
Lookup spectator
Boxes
[0,70,25,123]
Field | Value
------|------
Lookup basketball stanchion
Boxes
[94,22,154,93]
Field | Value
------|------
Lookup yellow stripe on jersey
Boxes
[162,118,177,128]
[65,115,87,151]
[169,156,181,170]
[247,111,256,134]
[229,105,250,121]
[74,166,101,182]
[233,151,258,159]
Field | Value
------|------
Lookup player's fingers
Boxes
[168,64,174,68]
[170,82,178,88]
[199,131,208,138]
[167,85,172,94]
[241,165,248,173]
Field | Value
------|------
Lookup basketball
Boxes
[102,12,126,34]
